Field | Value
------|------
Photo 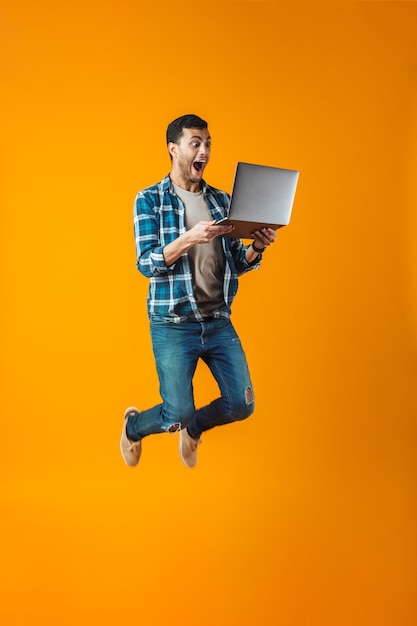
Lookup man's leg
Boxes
[126,320,202,441]
[184,318,254,447]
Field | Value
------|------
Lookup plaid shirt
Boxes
[133,174,261,322]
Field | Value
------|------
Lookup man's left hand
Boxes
[251,227,277,250]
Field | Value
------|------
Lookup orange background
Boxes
[1,1,416,624]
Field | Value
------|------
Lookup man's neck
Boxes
[169,172,201,193]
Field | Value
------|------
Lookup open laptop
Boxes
[216,162,299,239]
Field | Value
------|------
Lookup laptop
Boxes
[217,162,299,239]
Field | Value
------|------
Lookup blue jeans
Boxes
[127,317,255,441]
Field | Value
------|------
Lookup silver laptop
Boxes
[217,162,299,239]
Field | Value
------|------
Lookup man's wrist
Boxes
[252,241,266,254]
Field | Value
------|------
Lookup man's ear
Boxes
[168,141,177,159]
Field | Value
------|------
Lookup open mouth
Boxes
[192,161,205,174]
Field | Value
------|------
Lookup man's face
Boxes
[169,127,211,186]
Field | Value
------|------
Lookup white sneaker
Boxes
[179,428,201,468]
[120,407,142,467]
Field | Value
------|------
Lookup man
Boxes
[121,114,277,468]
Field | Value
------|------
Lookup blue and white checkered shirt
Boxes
[133,174,261,322]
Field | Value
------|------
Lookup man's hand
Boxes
[245,227,278,263]
[252,227,277,250]
[188,220,234,244]
[163,220,233,266]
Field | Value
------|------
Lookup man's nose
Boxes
[198,145,210,159]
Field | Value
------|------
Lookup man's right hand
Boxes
[188,220,234,244]
[163,220,234,267]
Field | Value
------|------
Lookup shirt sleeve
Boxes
[133,191,175,278]
[228,237,262,275]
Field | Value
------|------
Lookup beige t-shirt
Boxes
[173,184,225,317]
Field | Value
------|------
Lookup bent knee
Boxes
[245,386,254,405]
[232,386,255,421]
[239,401,255,421]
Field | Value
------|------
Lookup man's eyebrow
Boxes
[189,134,211,141]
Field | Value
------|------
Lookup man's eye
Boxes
[192,142,199,147]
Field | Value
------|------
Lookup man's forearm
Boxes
[163,232,194,267]
[245,244,261,264]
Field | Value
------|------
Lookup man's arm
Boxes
[163,220,234,266]
[244,227,278,263]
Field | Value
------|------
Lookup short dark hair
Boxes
[166,114,208,145]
